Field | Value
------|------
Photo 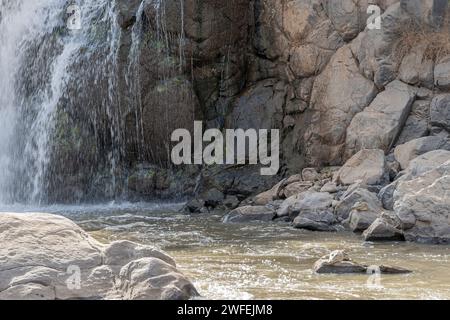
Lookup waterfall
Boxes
[0,0,194,205]
[0,0,122,204]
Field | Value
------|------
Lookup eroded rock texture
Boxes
[0,213,198,300]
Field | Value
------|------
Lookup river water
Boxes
[4,202,448,300]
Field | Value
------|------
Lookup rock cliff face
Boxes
[113,0,450,204]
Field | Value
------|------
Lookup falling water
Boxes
[0,0,194,205]
[0,0,122,204]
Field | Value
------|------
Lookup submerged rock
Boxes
[0,213,198,300]
[313,250,412,274]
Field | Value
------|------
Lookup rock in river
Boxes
[313,250,412,275]
[223,206,276,223]
[0,213,198,300]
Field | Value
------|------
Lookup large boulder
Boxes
[285,191,337,231]
[394,136,450,170]
[394,160,450,244]
[333,149,387,186]
[292,210,337,232]
[223,206,276,223]
[305,45,378,165]
[402,150,450,178]
[351,3,410,88]
[396,100,430,145]
[253,180,285,206]
[345,80,416,157]
[0,213,198,300]
[346,201,382,233]
[323,0,374,41]
[335,187,382,221]
[363,217,405,242]
[398,43,434,88]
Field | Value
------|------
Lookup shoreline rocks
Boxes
[0,213,198,300]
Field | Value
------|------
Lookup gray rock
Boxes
[292,209,337,232]
[345,80,416,156]
[223,206,275,223]
[394,160,450,244]
[281,181,314,198]
[0,213,198,300]
[363,218,405,242]
[405,150,450,177]
[334,149,387,186]
[430,94,450,133]
[323,0,371,41]
[378,182,397,210]
[305,45,378,165]
[302,168,321,182]
[346,201,382,232]
[287,191,334,220]
[396,100,430,145]
[227,80,284,132]
[253,180,285,206]
[399,43,434,88]
[223,195,240,210]
[434,56,450,90]
[335,187,382,221]
[400,0,448,28]
[117,0,142,28]
[321,182,338,193]
[394,136,450,170]
[313,250,412,274]
[183,199,205,214]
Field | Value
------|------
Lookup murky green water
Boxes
[8,203,449,300]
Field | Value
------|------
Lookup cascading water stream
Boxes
[0,0,192,206]
[0,0,122,205]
